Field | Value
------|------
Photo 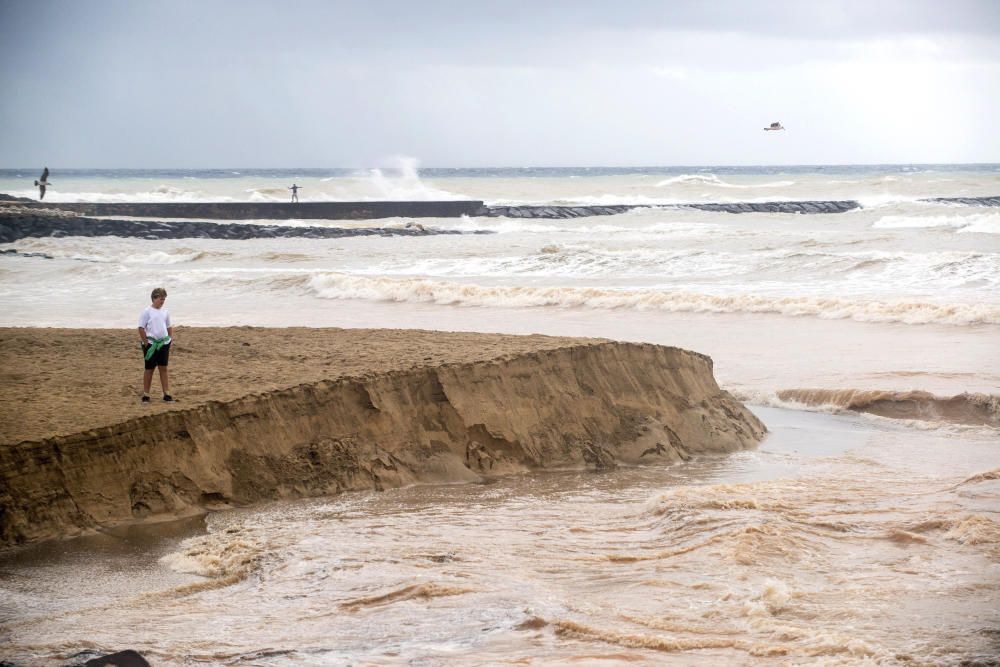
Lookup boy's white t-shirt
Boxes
[138,306,172,340]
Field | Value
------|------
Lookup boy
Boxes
[138,287,174,403]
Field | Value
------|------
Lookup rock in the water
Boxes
[84,650,151,667]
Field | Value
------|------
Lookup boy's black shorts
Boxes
[142,342,171,370]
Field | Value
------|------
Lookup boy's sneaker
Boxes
[163,394,174,402]
[141,395,151,403]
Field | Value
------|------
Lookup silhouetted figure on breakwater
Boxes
[289,184,301,203]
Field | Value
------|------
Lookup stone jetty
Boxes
[3,194,999,243]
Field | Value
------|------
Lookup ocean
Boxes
[1,163,999,665]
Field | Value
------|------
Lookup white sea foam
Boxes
[348,245,999,290]
[444,218,565,234]
[354,246,750,280]
[873,212,1000,234]
[303,274,1000,326]
[656,174,730,187]
[441,215,722,237]
[655,173,795,189]
[835,250,1000,289]
[486,194,687,207]
[855,194,928,208]
[246,187,289,202]
[121,249,214,264]
[2,239,227,265]
[8,186,229,204]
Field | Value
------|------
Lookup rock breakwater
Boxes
[0,200,864,243]
[0,211,481,243]
[923,196,1000,207]
[482,201,862,218]
[1,197,485,220]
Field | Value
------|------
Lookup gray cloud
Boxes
[2,0,998,167]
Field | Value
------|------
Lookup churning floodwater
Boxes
[1,163,998,664]
[2,408,998,665]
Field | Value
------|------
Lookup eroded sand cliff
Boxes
[0,329,765,546]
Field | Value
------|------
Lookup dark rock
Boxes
[0,214,493,244]
[685,200,860,215]
[924,196,1000,207]
[0,249,54,259]
[479,204,651,219]
[0,194,33,203]
[84,650,151,667]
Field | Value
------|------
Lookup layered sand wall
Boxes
[0,341,764,546]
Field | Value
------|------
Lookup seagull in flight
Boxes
[764,122,785,131]
[34,167,50,200]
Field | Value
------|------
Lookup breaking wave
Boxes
[7,185,230,204]
[157,526,273,595]
[654,174,795,189]
[121,249,220,264]
[303,274,1000,326]
[486,194,686,207]
[736,388,1000,427]
[339,583,473,612]
[245,187,290,202]
[2,239,230,264]
[873,212,1000,234]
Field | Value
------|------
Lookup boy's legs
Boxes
[143,368,155,394]
[157,365,170,395]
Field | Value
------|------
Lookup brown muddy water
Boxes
[1,406,999,666]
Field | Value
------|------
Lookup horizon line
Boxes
[1,161,999,171]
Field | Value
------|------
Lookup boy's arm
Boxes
[168,326,174,342]
[138,327,148,345]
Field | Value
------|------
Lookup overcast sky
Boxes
[1,0,998,168]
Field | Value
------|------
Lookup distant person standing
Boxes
[289,183,301,203]
[138,287,174,403]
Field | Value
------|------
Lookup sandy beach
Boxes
[0,327,603,445]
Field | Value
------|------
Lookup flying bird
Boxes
[34,167,50,200]
[764,122,785,131]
